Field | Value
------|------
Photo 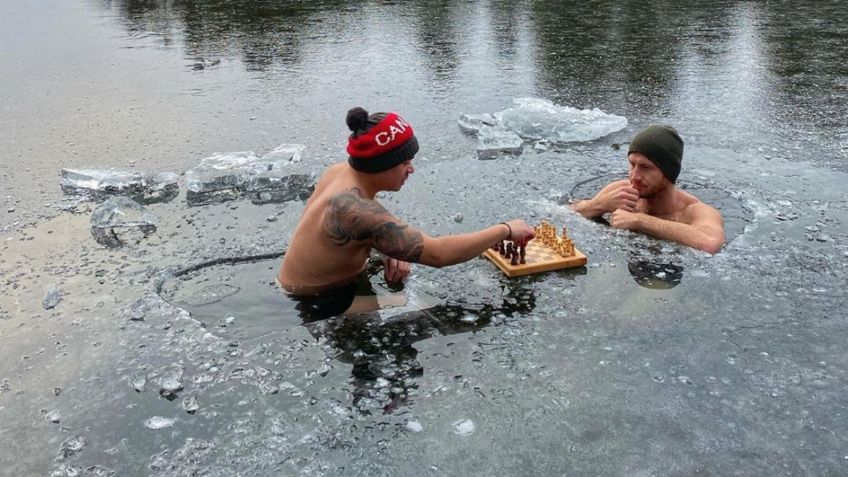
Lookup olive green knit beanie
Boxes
[628,125,684,183]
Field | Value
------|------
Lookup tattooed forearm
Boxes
[322,188,424,262]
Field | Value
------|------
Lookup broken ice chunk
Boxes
[144,416,175,430]
[89,196,157,248]
[476,128,524,160]
[42,286,62,310]
[261,143,304,164]
[185,144,307,206]
[185,151,259,205]
[458,113,498,134]
[158,367,184,398]
[496,97,627,142]
[60,168,179,204]
[246,171,315,204]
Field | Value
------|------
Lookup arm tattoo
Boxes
[323,188,424,262]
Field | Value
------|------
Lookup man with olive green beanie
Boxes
[571,125,725,254]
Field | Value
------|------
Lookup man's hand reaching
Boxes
[384,257,411,285]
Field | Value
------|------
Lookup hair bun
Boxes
[346,107,369,132]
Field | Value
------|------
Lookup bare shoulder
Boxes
[681,193,723,225]
[322,187,424,261]
[316,162,348,186]
[322,187,391,245]
[324,187,389,221]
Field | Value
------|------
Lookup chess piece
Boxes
[519,243,526,264]
[510,249,519,265]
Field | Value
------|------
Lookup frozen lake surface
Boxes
[1,1,846,475]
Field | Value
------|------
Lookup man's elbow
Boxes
[696,236,725,255]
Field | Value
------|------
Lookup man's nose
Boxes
[630,168,640,180]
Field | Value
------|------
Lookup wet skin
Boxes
[279,159,535,294]
[571,152,725,254]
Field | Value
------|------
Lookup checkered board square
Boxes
[483,239,587,277]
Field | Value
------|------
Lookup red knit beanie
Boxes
[346,107,419,173]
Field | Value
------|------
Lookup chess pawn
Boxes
[510,250,519,265]
[562,226,568,239]
[519,243,526,264]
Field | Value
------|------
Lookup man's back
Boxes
[279,163,371,293]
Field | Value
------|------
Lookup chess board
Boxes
[483,239,587,277]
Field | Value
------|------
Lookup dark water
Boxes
[1,1,847,476]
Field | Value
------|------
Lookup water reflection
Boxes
[300,260,537,414]
[98,0,848,165]
[159,255,540,414]
[627,259,684,289]
[103,0,343,68]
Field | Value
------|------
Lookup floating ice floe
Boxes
[498,97,627,142]
[144,416,176,430]
[130,373,147,392]
[459,98,628,159]
[89,196,157,248]
[58,435,86,459]
[476,128,524,160]
[60,168,179,204]
[42,286,62,310]
[45,410,61,424]
[182,395,200,414]
[452,418,475,436]
[158,367,184,398]
[458,113,498,134]
[185,144,314,206]
[405,420,424,432]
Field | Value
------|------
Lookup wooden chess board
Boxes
[483,239,587,277]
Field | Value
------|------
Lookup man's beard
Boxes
[636,181,668,199]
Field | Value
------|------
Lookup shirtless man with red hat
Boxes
[279,107,535,318]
